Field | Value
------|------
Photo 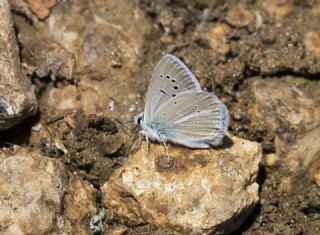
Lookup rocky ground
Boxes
[0,0,319,234]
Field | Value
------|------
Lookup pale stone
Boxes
[314,172,320,187]
[265,153,280,168]
[304,32,320,58]
[102,135,262,235]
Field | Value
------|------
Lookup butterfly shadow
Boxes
[210,135,234,150]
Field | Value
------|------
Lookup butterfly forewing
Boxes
[152,91,229,147]
[144,54,202,123]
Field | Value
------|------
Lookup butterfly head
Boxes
[134,112,144,126]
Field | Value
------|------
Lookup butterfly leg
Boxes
[138,130,144,147]
[145,134,150,158]
[160,137,170,162]
[139,130,150,158]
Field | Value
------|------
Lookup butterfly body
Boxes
[135,54,229,149]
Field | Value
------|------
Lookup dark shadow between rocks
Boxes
[0,112,40,146]
[227,166,266,234]
[228,203,262,235]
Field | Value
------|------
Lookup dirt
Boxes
[1,0,320,234]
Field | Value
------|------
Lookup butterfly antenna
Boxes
[114,118,134,138]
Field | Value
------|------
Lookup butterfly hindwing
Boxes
[152,91,229,147]
[144,54,202,123]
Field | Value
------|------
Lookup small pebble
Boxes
[304,31,320,58]
[226,4,254,28]
[265,153,280,168]
[314,172,320,187]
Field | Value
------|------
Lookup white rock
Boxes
[102,135,262,235]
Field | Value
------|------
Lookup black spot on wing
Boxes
[160,89,167,95]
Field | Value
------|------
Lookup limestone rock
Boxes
[0,147,67,234]
[102,135,262,235]
[0,147,99,235]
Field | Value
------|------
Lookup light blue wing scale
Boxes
[144,54,202,123]
[152,91,229,148]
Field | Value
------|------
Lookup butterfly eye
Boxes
[160,74,164,78]
[172,94,176,97]
[166,75,171,79]
[173,85,179,90]
[171,79,176,83]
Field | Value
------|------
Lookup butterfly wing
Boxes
[151,91,229,148]
[144,54,202,124]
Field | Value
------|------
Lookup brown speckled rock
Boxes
[0,147,98,235]
[282,127,320,173]
[61,177,97,235]
[102,135,262,235]
[0,147,67,234]
[233,78,320,151]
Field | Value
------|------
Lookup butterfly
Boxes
[134,54,229,155]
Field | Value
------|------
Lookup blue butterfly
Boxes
[135,54,229,155]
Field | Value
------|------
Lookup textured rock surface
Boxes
[58,177,97,235]
[0,147,98,235]
[225,4,254,28]
[0,148,67,234]
[281,127,320,173]
[0,0,37,130]
[232,78,320,151]
[102,135,262,235]
[15,0,152,121]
